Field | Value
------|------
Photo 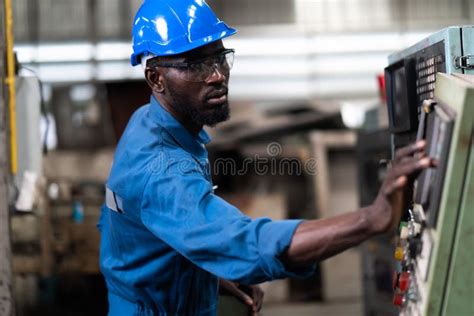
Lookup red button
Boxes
[393,293,404,306]
[399,272,411,292]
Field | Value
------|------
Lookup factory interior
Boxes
[0,1,473,315]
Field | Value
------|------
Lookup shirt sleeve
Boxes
[140,158,315,284]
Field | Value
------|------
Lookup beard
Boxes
[167,85,230,127]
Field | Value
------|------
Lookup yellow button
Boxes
[394,247,404,261]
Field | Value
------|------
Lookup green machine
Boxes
[382,26,473,316]
[432,74,474,316]
[391,74,473,316]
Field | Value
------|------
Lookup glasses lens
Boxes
[224,51,234,70]
[184,50,235,82]
[184,63,208,82]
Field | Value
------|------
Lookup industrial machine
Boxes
[385,26,473,152]
[385,26,474,316]
[1,0,17,314]
[392,73,473,316]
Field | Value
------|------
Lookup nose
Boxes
[206,63,227,84]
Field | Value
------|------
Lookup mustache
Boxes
[206,87,228,99]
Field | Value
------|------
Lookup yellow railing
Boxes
[5,0,17,174]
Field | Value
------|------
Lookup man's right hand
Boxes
[368,140,433,234]
[281,140,434,268]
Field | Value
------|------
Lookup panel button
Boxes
[393,293,405,306]
[394,246,404,261]
[399,272,411,292]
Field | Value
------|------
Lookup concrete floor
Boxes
[262,301,363,316]
[219,296,363,316]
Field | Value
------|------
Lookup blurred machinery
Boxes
[385,26,474,316]
[10,75,114,315]
[1,0,16,314]
[385,26,474,152]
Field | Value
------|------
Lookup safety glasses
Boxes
[147,49,235,82]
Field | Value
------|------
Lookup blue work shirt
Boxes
[99,96,313,315]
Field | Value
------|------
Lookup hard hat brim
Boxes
[131,25,237,66]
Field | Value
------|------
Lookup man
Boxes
[99,1,432,315]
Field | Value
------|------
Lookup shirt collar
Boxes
[149,95,211,158]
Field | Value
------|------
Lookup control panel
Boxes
[385,27,474,316]
[385,26,473,152]
[390,74,473,316]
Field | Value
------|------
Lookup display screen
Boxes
[385,41,446,149]
[385,60,418,135]
[414,102,455,227]
[392,67,410,130]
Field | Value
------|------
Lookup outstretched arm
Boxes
[281,140,432,267]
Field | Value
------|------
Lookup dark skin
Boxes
[219,279,264,316]
[145,41,230,135]
[281,141,432,267]
[144,40,434,314]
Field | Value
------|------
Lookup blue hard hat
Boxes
[131,0,237,66]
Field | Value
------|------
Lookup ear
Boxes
[145,68,165,93]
